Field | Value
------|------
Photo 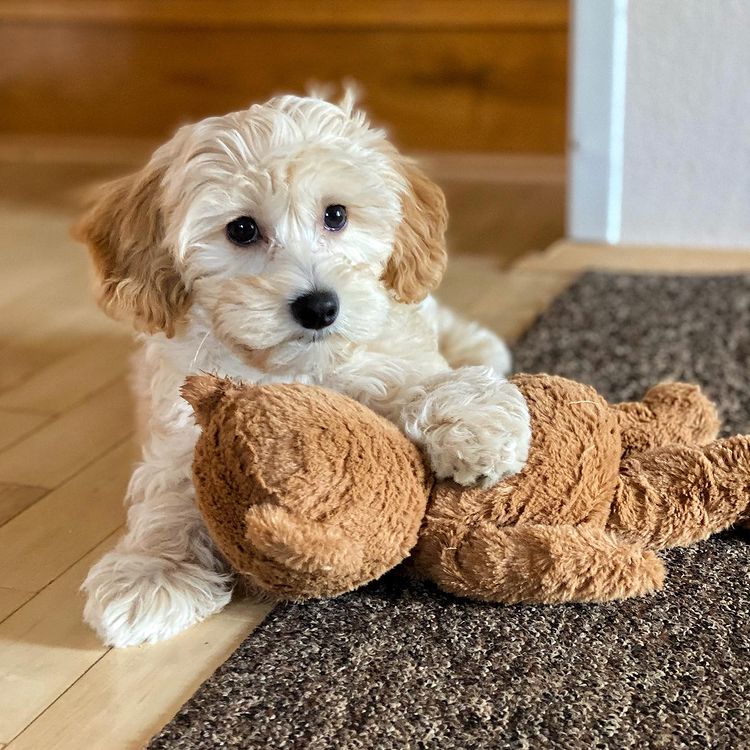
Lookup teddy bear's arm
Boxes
[609,435,750,549]
[613,382,720,457]
[415,521,664,605]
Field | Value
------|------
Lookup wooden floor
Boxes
[2,145,750,749]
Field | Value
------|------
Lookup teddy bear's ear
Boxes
[181,374,228,428]
[243,504,366,598]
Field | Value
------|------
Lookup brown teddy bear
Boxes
[181,373,750,605]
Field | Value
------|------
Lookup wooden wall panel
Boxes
[0,1,569,29]
[0,2,568,153]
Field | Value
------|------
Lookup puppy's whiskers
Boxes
[311,330,328,343]
[189,330,211,371]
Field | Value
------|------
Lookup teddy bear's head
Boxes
[182,374,432,599]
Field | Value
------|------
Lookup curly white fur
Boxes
[400,367,531,487]
[78,92,528,647]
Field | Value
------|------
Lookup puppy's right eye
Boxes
[226,216,260,246]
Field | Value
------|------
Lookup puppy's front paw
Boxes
[402,368,531,487]
[81,550,233,647]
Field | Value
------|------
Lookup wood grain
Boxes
[0,587,31,623]
[0,210,88,301]
[0,411,49,453]
[442,178,565,264]
[0,533,121,744]
[0,438,134,592]
[517,240,750,273]
[0,1,568,29]
[4,596,271,750]
[0,307,117,393]
[0,379,133,489]
[0,335,131,415]
[0,208,124,391]
[438,259,575,341]
[0,13,567,152]
[0,483,48,527]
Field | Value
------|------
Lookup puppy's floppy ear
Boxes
[73,157,190,337]
[382,157,448,304]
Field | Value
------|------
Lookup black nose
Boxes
[290,289,339,330]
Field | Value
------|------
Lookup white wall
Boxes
[569,0,750,248]
[568,0,628,244]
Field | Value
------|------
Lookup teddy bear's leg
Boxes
[610,435,750,549]
[415,521,664,604]
[613,383,720,457]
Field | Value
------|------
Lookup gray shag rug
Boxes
[149,273,750,750]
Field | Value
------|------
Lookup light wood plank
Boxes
[5,596,272,750]
[0,232,86,295]
[0,308,120,394]
[0,253,84,314]
[0,379,133,489]
[443,178,565,264]
[468,270,578,342]
[439,254,509,310]
[517,240,750,273]
[439,258,577,342]
[0,208,90,305]
[0,336,131,415]
[0,210,121,392]
[0,533,120,744]
[0,439,135,592]
[0,483,47,526]
[0,588,32,622]
[0,411,48,453]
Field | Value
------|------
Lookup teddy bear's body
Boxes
[182,373,749,605]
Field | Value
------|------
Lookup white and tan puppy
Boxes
[76,91,530,647]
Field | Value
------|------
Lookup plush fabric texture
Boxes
[182,377,431,599]
[411,377,725,605]
[149,273,750,750]
[185,365,746,608]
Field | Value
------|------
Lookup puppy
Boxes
[77,91,530,647]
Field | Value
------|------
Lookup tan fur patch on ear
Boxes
[382,157,448,304]
[73,160,190,337]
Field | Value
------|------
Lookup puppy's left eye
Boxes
[226,216,260,246]
[323,205,347,231]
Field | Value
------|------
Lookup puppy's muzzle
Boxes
[290,289,339,330]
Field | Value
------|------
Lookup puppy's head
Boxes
[75,91,448,373]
